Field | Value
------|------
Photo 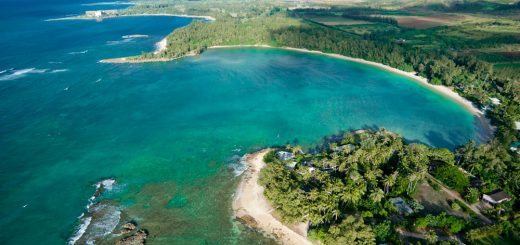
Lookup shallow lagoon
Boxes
[0,1,487,244]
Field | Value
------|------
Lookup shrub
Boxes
[451,202,461,211]
[464,187,480,204]
[465,225,503,242]
[431,162,469,193]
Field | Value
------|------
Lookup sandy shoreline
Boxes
[46,13,215,22]
[233,149,314,245]
[154,37,168,54]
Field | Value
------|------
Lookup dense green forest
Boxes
[261,130,520,244]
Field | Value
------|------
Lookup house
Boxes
[85,10,117,18]
[483,189,511,205]
[510,141,520,154]
[515,121,520,131]
[276,151,295,161]
[489,97,501,106]
[390,197,413,215]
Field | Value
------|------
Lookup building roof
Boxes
[484,189,511,202]
[390,197,413,215]
[515,121,520,130]
[276,151,295,161]
[489,97,501,105]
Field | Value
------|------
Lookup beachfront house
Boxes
[483,189,511,205]
[489,97,501,106]
[277,151,295,161]
[85,10,118,18]
[511,142,520,154]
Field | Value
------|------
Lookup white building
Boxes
[483,189,511,205]
[276,151,295,161]
[489,97,501,105]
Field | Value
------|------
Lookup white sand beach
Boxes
[154,37,167,54]
[233,149,314,245]
[47,13,215,22]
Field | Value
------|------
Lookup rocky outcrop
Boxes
[121,222,136,234]
[116,229,148,245]
[235,214,258,229]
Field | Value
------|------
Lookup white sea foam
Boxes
[48,61,63,64]
[122,34,148,39]
[229,155,248,177]
[68,216,92,245]
[50,69,69,73]
[0,70,7,74]
[107,38,134,45]
[69,178,118,244]
[0,68,48,81]
[95,78,102,83]
[89,205,121,237]
[68,50,88,55]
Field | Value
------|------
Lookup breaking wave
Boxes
[107,38,135,45]
[50,69,69,73]
[0,68,48,81]
[68,50,88,55]
[68,178,120,245]
[228,154,248,177]
[122,34,148,39]
[68,215,92,245]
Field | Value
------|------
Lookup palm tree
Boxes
[369,188,385,203]
[382,171,398,194]
[341,181,366,206]
[424,230,438,244]
[407,170,426,194]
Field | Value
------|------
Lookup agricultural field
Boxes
[380,14,466,29]
[302,13,373,26]
[337,23,399,35]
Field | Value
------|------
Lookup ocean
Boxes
[0,0,486,244]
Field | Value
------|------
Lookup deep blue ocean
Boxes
[0,0,487,244]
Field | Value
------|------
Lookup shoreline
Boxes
[101,44,490,129]
[154,37,167,55]
[46,13,215,22]
[233,149,314,245]
[210,45,483,117]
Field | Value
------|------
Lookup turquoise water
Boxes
[0,1,486,244]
